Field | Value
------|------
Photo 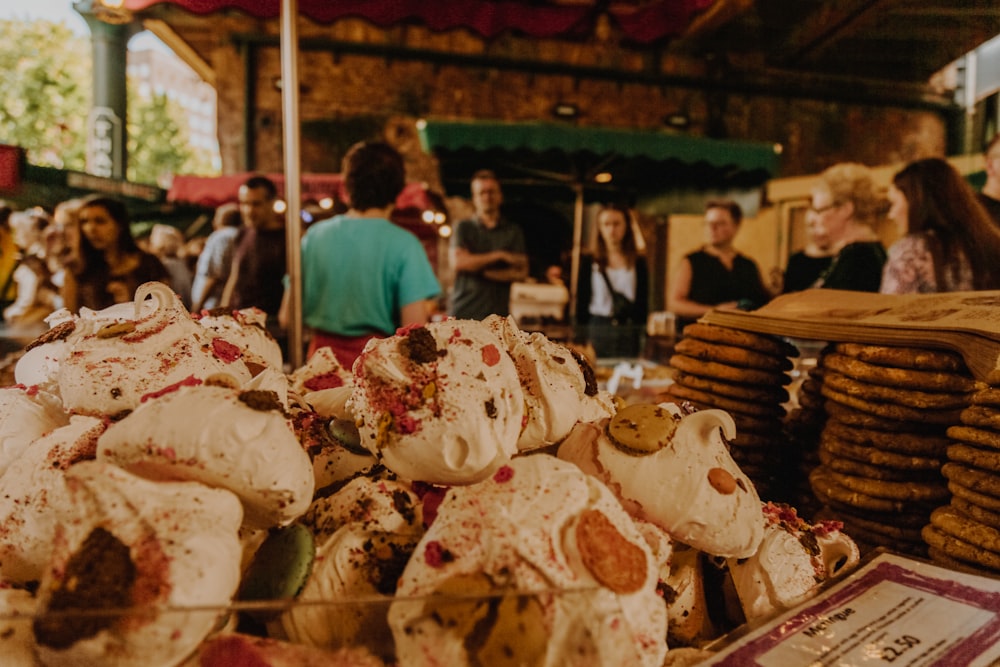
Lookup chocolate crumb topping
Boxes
[484,398,497,419]
[34,527,136,650]
[405,327,441,364]
[25,320,75,352]
[238,389,285,414]
[799,530,820,557]
[569,350,598,396]
[392,489,417,525]
[362,535,416,595]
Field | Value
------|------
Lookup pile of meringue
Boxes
[0,282,859,667]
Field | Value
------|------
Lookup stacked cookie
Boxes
[928,387,1000,574]
[809,343,973,557]
[782,349,830,518]
[664,323,798,501]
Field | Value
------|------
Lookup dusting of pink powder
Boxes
[140,376,202,403]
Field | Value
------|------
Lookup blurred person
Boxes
[978,132,1000,225]
[62,195,168,312]
[49,198,84,287]
[190,202,241,312]
[777,208,835,293]
[0,203,17,305]
[449,169,529,319]
[807,162,886,291]
[222,176,286,323]
[574,202,649,358]
[881,157,1000,293]
[3,208,60,325]
[669,199,770,333]
[149,224,193,308]
[279,141,440,367]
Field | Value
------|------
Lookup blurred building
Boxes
[126,47,220,170]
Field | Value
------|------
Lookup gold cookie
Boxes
[833,343,968,373]
[819,431,944,470]
[672,371,789,404]
[942,462,1000,499]
[930,505,1000,556]
[947,443,1000,473]
[822,386,963,425]
[947,425,1000,451]
[681,323,799,359]
[825,418,950,457]
[822,352,977,393]
[674,337,793,372]
[951,497,1000,531]
[664,382,785,419]
[669,354,791,386]
[821,370,972,410]
[825,469,948,502]
[921,525,1000,572]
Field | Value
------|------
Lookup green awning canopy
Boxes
[417,119,782,201]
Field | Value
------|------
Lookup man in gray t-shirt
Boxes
[449,170,528,320]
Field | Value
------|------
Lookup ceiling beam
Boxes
[231,32,955,112]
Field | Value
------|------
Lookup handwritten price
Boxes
[880,635,921,662]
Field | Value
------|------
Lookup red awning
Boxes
[167,172,438,211]
[122,0,713,44]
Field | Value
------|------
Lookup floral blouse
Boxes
[880,233,974,294]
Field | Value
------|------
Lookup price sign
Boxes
[704,552,1000,666]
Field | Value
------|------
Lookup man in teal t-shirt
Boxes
[280,142,440,367]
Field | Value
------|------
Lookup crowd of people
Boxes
[3,135,1000,366]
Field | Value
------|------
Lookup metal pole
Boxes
[568,183,584,323]
[280,0,304,369]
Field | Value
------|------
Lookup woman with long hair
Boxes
[575,202,649,357]
[881,157,1000,293]
[62,195,168,312]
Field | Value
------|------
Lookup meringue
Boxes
[558,402,764,558]
[350,320,524,485]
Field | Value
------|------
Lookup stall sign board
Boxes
[704,551,1000,667]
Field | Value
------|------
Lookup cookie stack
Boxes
[809,343,973,557]
[926,387,1000,575]
[664,323,798,500]
[782,351,830,518]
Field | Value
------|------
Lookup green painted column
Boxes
[74,1,140,179]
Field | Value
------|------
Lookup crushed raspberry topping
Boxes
[140,375,202,402]
[424,540,454,568]
[396,415,420,434]
[813,519,844,537]
[211,338,243,362]
[395,322,423,336]
[303,372,345,391]
[481,343,501,366]
[493,465,514,483]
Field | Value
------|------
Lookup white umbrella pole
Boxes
[280,0,304,369]
[568,183,584,324]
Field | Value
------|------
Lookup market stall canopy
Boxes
[167,172,439,211]
[417,119,782,202]
[122,0,711,43]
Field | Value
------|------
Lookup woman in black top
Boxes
[807,162,887,292]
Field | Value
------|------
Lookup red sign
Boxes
[0,144,25,192]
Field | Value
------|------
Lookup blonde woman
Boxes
[807,162,886,292]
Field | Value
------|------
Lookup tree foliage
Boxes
[0,19,91,169]
[0,17,218,184]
